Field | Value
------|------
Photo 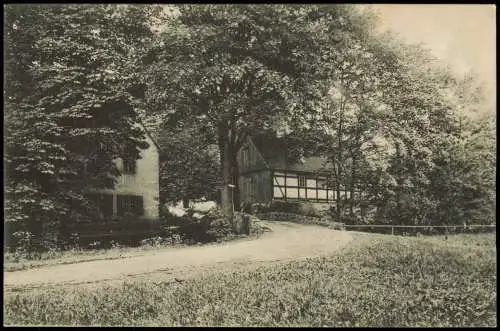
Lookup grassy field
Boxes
[4,233,496,327]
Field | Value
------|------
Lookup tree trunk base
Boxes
[232,212,251,235]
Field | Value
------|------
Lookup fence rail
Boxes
[342,224,496,236]
[343,224,496,228]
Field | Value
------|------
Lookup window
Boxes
[250,176,255,199]
[241,147,249,166]
[317,177,331,189]
[243,176,253,199]
[85,193,113,218]
[298,176,306,188]
[117,195,144,217]
[123,157,137,174]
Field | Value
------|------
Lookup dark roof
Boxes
[250,135,332,174]
[284,156,332,173]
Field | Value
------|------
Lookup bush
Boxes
[268,200,301,214]
[298,202,323,217]
[139,236,165,247]
[248,217,268,236]
[204,208,235,241]
[12,231,37,257]
[265,201,326,218]
[10,231,60,260]
[88,241,102,249]
[163,207,237,244]
[250,203,271,214]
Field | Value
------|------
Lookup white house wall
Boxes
[98,133,160,219]
[272,171,355,203]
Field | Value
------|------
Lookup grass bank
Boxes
[4,233,496,327]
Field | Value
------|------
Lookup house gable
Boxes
[237,136,271,174]
[90,122,160,220]
[237,134,349,205]
[114,127,159,219]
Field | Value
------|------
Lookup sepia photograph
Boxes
[3,3,496,327]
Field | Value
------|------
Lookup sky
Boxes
[371,4,496,113]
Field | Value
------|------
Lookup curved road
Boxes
[4,221,352,289]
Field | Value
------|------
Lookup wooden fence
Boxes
[342,224,496,236]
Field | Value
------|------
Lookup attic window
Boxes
[123,157,137,174]
[242,147,249,166]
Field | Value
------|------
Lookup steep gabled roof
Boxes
[137,119,161,151]
[249,135,332,174]
[284,156,332,174]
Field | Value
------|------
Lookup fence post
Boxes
[391,226,394,236]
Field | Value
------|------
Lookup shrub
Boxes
[10,231,58,260]
[268,200,301,214]
[109,240,122,249]
[139,232,184,247]
[88,241,102,250]
[12,231,37,256]
[250,203,271,214]
[139,236,164,247]
[58,232,80,251]
[164,207,237,244]
[163,233,183,245]
[298,202,323,217]
[249,217,268,236]
[204,208,235,241]
[267,201,326,218]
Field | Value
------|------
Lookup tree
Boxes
[155,119,220,208]
[305,21,494,228]
[4,4,161,248]
[303,12,398,220]
[143,4,360,218]
[428,111,496,226]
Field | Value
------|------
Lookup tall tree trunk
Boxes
[336,112,343,220]
[231,152,241,212]
[350,122,361,217]
[394,142,403,225]
[350,154,357,216]
[336,164,341,220]
[218,123,234,219]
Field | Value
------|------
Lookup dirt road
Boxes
[4,221,352,289]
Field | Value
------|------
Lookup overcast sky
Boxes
[370,4,496,113]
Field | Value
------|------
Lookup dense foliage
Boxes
[4,4,161,248]
[4,234,496,327]
[4,4,495,251]
[144,4,495,226]
[143,5,367,216]
[311,33,496,226]
[155,120,220,206]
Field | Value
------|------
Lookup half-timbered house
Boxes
[237,135,351,207]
